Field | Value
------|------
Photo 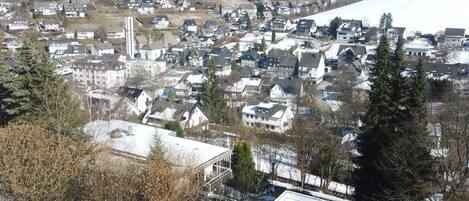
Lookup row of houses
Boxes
[33,0,87,17]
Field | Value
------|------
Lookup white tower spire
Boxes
[125,17,135,59]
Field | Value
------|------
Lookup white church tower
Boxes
[125,17,135,59]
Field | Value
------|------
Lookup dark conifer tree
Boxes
[353,35,394,201]
[201,59,226,123]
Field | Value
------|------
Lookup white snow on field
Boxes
[448,51,469,64]
[303,0,469,34]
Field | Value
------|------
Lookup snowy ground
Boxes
[448,51,469,64]
[302,0,469,34]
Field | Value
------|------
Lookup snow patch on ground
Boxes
[303,0,469,34]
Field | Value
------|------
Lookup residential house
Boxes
[3,38,22,51]
[271,55,298,77]
[143,100,209,130]
[106,26,125,39]
[63,2,86,18]
[183,19,198,33]
[403,61,469,80]
[71,54,127,88]
[238,3,257,19]
[7,18,29,30]
[270,77,303,106]
[386,27,406,43]
[224,77,263,100]
[52,44,86,58]
[116,86,152,115]
[155,0,174,9]
[242,101,294,133]
[295,19,316,36]
[275,1,290,16]
[240,48,260,68]
[288,2,301,15]
[153,15,170,29]
[265,48,289,68]
[138,2,154,14]
[186,49,205,67]
[443,28,465,47]
[270,16,291,32]
[84,120,232,187]
[75,28,95,39]
[91,42,115,56]
[204,20,218,31]
[298,52,325,82]
[257,0,272,9]
[33,1,58,16]
[173,73,206,97]
[47,39,81,57]
[336,19,363,42]
[123,0,139,8]
[206,47,233,76]
[404,38,434,58]
[40,19,61,32]
[336,44,367,69]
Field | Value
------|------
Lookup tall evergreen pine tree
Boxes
[201,59,226,123]
[353,35,394,201]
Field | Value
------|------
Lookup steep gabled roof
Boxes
[116,86,144,102]
[444,28,465,37]
[299,52,322,68]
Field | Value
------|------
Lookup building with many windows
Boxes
[242,101,294,133]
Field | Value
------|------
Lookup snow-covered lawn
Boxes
[303,0,469,34]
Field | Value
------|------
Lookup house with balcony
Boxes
[242,101,294,133]
[336,19,362,42]
[84,120,232,190]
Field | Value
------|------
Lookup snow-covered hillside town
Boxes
[0,0,468,200]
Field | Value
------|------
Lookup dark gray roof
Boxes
[247,102,288,118]
[296,19,316,33]
[240,48,260,61]
[404,62,469,75]
[279,56,298,68]
[444,28,465,37]
[183,19,197,26]
[337,45,367,56]
[204,20,218,29]
[267,48,289,59]
[116,86,144,102]
[272,77,303,94]
[73,54,125,70]
[387,27,406,35]
[299,52,322,68]
[153,15,169,22]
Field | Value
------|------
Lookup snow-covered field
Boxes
[303,0,469,34]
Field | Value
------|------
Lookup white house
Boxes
[183,19,197,33]
[270,77,303,107]
[386,27,406,43]
[115,86,152,116]
[443,28,465,47]
[3,38,22,51]
[33,1,58,16]
[63,3,86,18]
[224,77,263,100]
[238,3,257,19]
[336,19,362,42]
[47,39,82,56]
[84,120,232,186]
[7,18,29,30]
[106,26,125,39]
[76,28,95,39]
[173,73,206,97]
[143,100,209,130]
[298,52,325,83]
[242,101,294,133]
[404,38,434,58]
[138,3,154,14]
[40,20,61,32]
[91,42,115,56]
[71,54,127,89]
[153,15,170,29]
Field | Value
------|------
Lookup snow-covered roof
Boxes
[185,74,206,84]
[84,120,231,169]
[404,38,434,50]
[225,77,262,93]
[276,190,347,201]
